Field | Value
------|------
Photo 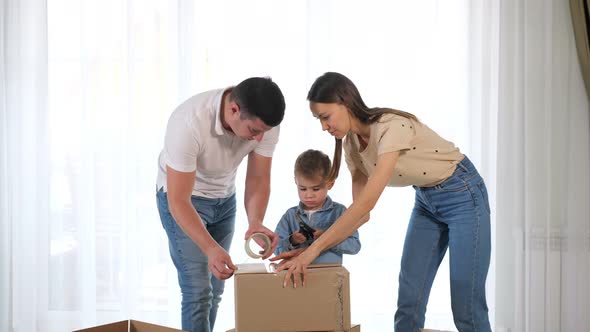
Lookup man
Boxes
[156,77,285,332]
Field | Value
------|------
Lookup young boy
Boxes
[274,149,361,264]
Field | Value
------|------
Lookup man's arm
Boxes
[243,151,278,257]
[166,166,236,279]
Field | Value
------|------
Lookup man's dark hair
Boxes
[294,149,331,181]
[230,77,285,127]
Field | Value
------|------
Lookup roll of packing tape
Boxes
[245,233,272,259]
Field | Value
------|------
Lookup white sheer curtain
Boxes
[7,1,589,332]
[3,1,473,331]
[1,1,49,332]
[490,0,590,331]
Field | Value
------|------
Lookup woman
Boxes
[271,72,491,332]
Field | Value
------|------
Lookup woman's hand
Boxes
[270,247,318,288]
[270,247,306,262]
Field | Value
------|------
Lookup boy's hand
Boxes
[312,229,324,239]
[290,232,307,245]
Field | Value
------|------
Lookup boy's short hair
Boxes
[231,77,285,127]
[294,149,332,181]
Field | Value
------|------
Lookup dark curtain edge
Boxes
[570,0,590,101]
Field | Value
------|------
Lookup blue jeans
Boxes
[156,188,236,332]
[394,156,491,332]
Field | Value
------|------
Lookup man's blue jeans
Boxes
[394,156,492,332]
[156,188,236,332]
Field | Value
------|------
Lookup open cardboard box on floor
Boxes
[231,263,351,332]
[73,319,187,332]
[227,324,361,332]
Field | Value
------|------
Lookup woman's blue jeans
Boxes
[156,188,236,332]
[394,156,492,332]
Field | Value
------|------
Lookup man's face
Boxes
[234,115,271,141]
[228,102,272,141]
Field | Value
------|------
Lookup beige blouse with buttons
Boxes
[343,113,464,187]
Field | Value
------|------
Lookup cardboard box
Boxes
[233,263,350,332]
[227,324,360,332]
[73,319,187,332]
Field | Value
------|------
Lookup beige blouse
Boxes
[343,113,464,187]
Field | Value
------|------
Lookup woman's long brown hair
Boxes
[307,72,418,183]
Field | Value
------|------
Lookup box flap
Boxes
[306,263,342,269]
[226,323,360,332]
[130,320,186,332]
[235,263,271,274]
[73,320,129,332]
[235,263,343,275]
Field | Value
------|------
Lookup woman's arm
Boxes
[305,151,399,256]
[352,169,370,223]
[327,230,361,255]
[274,151,400,287]
[324,169,367,255]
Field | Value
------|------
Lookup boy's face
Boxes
[295,174,331,211]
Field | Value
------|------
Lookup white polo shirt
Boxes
[156,88,280,198]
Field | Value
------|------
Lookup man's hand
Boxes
[245,224,278,259]
[206,246,236,280]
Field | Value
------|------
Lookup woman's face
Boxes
[309,102,350,139]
